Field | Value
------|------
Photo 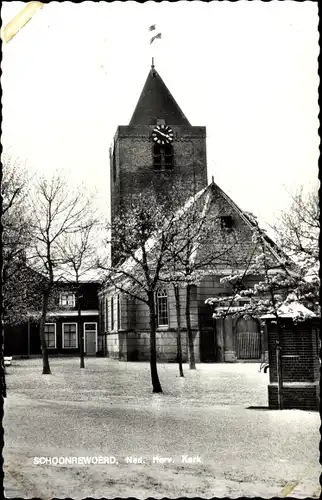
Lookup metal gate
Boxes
[236,317,261,359]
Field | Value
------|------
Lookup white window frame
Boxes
[111,296,115,331]
[117,294,121,331]
[62,322,78,349]
[59,292,76,308]
[105,297,108,332]
[83,322,98,352]
[156,289,169,327]
[44,323,56,349]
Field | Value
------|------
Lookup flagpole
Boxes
[148,24,162,71]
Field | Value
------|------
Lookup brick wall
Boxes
[111,124,208,222]
[268,384,319,411]
[267,319,318,384]
[266,318,320,410]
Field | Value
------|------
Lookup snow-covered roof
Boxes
[261,302,317,319]
[117,185,208,276]
[106,180,289,290]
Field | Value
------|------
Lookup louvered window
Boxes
[153,145,162,170]
[153,145,174,170]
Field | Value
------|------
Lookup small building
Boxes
[262,302,320,410]
[4,281,100,357]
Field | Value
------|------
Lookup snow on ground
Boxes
[3,358,321,498]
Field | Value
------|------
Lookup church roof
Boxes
[208,181,289,265]
[129,66,191,126]
[107,181,292,286]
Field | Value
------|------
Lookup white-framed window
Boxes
[62,323,78,348]
[59,292,75,307]
[117,294,121,330]
[156,289,169,327]
[105,297,108,331]
[44,323,56,348]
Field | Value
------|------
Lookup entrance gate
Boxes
[236,317,261,359]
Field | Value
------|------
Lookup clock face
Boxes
[152,125,174,145]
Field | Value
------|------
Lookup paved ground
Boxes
[3,357,321,498]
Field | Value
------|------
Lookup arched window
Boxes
[156,289,169,326]
[153,145,174,170]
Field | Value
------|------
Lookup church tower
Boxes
[110,63,208,224]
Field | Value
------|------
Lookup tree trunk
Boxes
[78,293,85,369]
[276,339,283,410]
[174,285,184,377]
[148,292,162,393]
[186,283,196,369]
[39,290,51,374]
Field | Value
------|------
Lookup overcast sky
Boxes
[1,1,319,228]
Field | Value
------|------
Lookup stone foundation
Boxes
[224,350,237,362]
[106,329,201,362]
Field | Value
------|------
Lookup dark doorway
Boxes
[200,328,216,362]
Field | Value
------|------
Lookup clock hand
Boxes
[158,130,169,138]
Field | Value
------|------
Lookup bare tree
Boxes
[273,185,319,308]
[1,153,33,397]
[99,188,195,393]
[275,185,319,263]
[161,185,238,370]
[173,284,184,377]
[57,221,100,369]
[28,172,95,375]
[1,155,38,324]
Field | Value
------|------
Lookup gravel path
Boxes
[3,358,321,498]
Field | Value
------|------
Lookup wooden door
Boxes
[236,317,261,359]
[84,323,97,355]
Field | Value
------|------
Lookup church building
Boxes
[97,64,286,363]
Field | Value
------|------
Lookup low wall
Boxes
[268,382,319,411]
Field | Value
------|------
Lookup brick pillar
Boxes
[266,318,320,411]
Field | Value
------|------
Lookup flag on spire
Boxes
[148,24,156,32]
[150,32,162,45]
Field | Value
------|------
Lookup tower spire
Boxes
[151,57,156,76]
[129,67,191,126]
